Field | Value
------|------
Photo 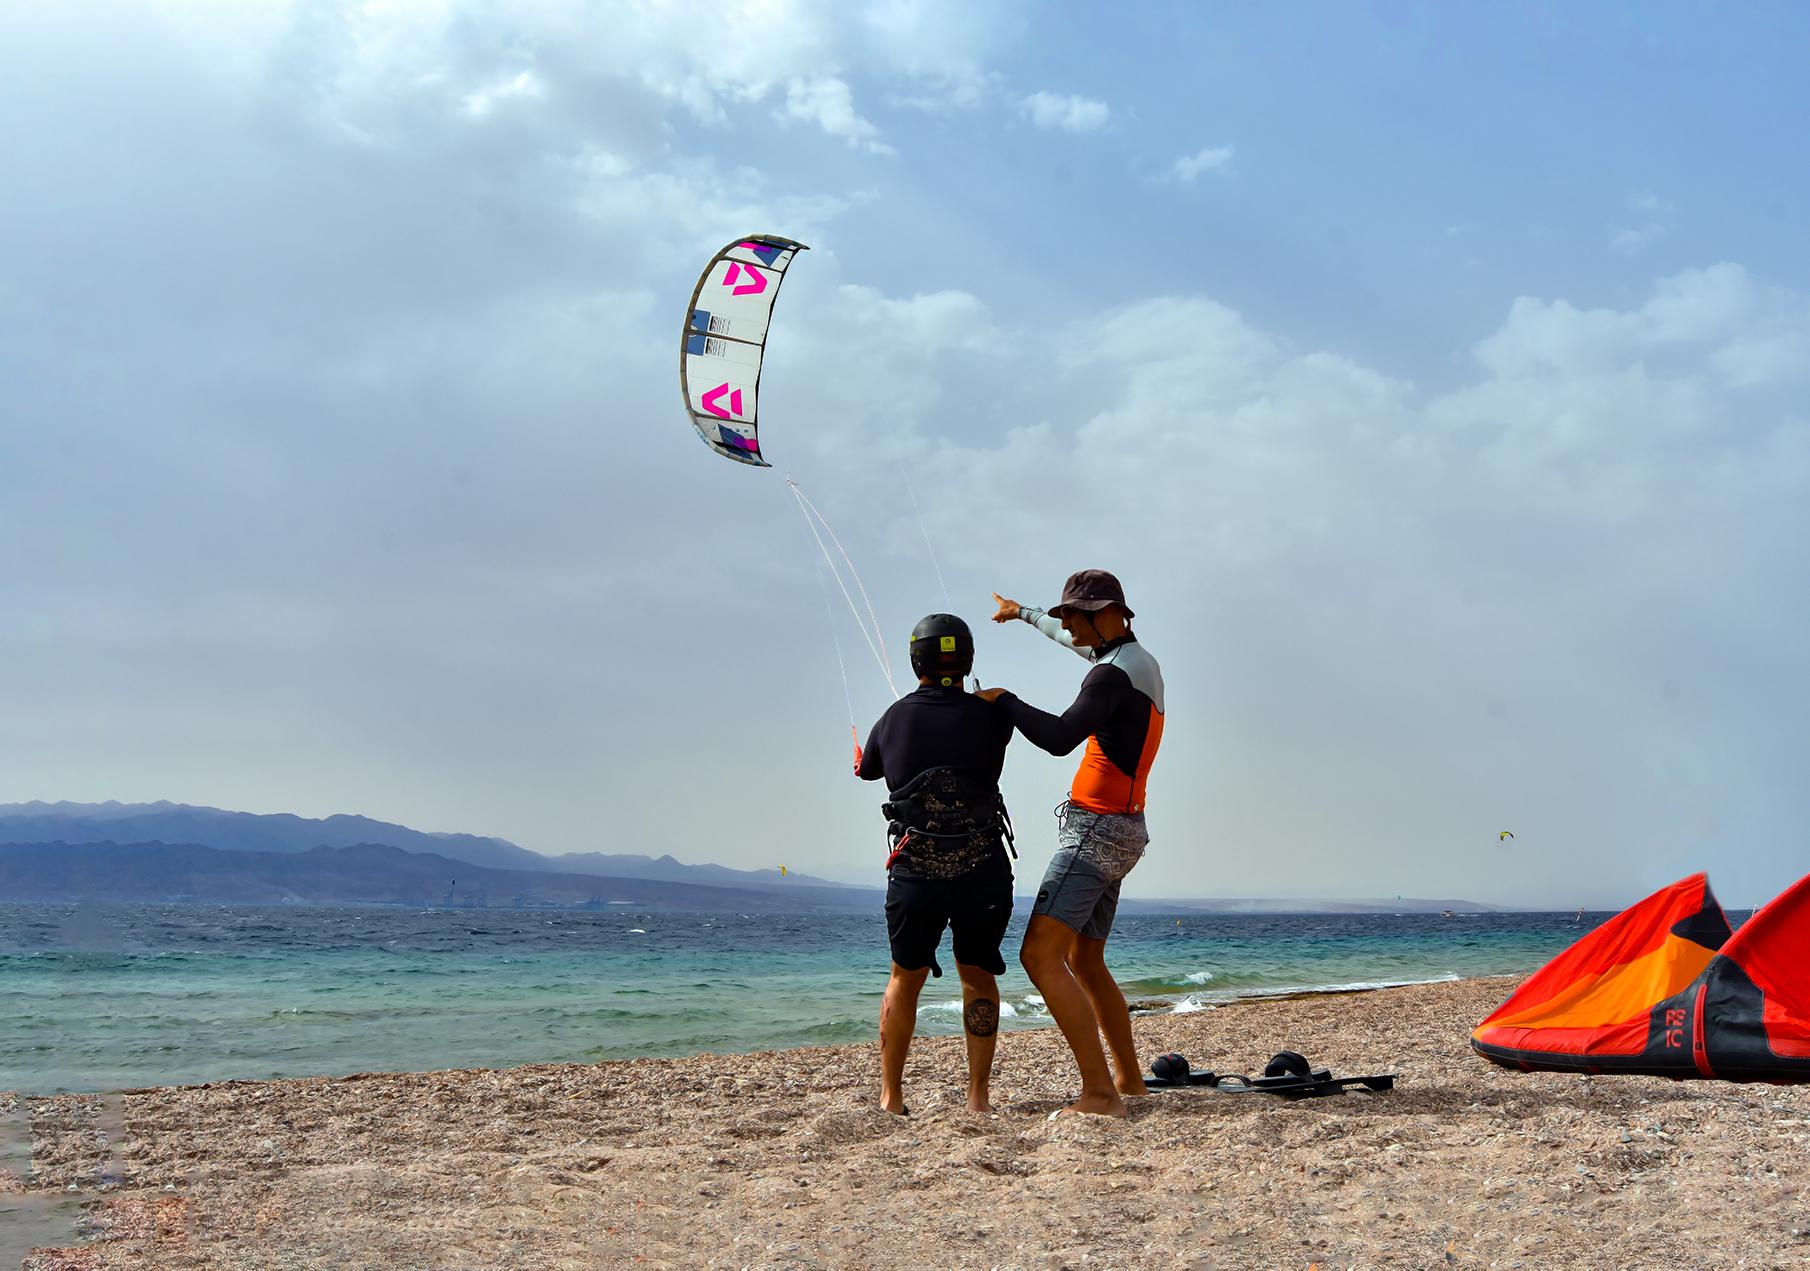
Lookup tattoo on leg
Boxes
[964,998,999,1038]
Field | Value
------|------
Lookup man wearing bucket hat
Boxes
[979,570,1164,1118]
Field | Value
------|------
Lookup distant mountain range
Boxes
[0,840,882,910]
[0,802,846,890]
[1117,897,1498,915]
[0,802,1496,912]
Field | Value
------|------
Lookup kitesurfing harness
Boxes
[881,766,1015,876]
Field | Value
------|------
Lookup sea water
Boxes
[0,903,1594,1094]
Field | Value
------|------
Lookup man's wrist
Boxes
[1019,606,1044,625]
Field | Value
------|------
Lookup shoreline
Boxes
[1126,970,1471,1014]
[4,904,1586,1099]
[8,970,1498,1101]
[9,975,1810,1268]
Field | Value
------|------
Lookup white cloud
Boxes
[890,70,999,113]
[1019,90,1110,132]
[1611,190,1676,255]
[1612,223,1667,255]
[124,0,1000,153]
[858,1,1016,110]
[1469,264,1810,389]
[1712,330,1810,388]
[777,76,894,154]
[460,69,543,117]
[1167,144,1234,182]
[832,285,994,350]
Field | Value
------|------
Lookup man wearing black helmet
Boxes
[980,570,1164,1118]
[857,613,1014,1115]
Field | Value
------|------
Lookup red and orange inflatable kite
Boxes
[1473,871,1810,1082]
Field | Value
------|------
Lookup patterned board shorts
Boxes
[1030,804,1149,941]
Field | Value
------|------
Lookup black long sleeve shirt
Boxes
[857,685,1013,878]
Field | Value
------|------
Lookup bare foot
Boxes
[967,1094,993,1113]
[1055,1092,1128,1118]
[880,1094,910,1117]
[1117,1077,1149,1097]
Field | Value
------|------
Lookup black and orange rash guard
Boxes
[997,608,1165,815]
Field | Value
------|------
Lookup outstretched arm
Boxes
[991,592,1093,662]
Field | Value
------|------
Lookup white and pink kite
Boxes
[678,234,809,468]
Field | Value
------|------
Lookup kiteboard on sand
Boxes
[1144,1049,1396,1099]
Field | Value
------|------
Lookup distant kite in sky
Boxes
[678,234,809,467]
[1500,831,1515,842]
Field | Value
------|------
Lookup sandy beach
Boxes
[6,975,1809,1269]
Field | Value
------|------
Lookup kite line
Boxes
[896,459,953,611]
[783,479,862,760]
[804,549,863,765]
[787,478,901,700]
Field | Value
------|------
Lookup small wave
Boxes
[1253,972,1463,997]
[269,1006,431,1021]
[1122,970,1221,994]
[526,1006,641,1022]
[1162,971,1465,1011]
[917,999,1023,1019]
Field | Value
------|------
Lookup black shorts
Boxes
[884,853,1013,977]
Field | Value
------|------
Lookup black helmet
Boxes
[909,613,974,687]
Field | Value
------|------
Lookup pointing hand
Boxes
[990,593,1022,624]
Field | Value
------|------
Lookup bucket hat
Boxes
[1047,569,1134,620]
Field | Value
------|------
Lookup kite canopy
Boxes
[678,234,809,468]
[1473,871,1810,1083]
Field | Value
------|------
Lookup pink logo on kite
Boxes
[701,383,744,419]
[721,263,767,297]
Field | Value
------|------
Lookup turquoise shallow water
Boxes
[0,904,1593,1094]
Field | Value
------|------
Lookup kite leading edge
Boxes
[678,234,809,468]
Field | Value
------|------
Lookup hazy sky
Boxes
[4,2,1807,907]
